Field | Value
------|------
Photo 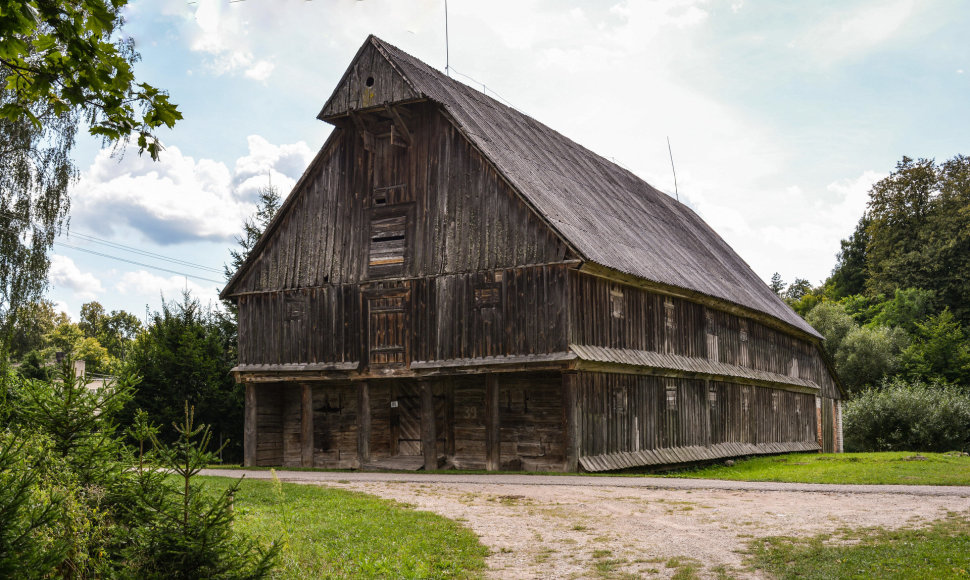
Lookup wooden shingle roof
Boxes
[327,36,819,339]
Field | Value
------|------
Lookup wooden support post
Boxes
[301,383,314,468]
[445,382,455,457]
[703,380,712,448]
[421,380,437,471]
[358,381,371,466]
[244,383,257,467]
[485,373,501,471]
[562,372,579,472]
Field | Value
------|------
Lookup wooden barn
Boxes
[221,35,844,472]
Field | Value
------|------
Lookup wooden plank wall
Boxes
[576,372,817,458]
[230,102,571,294]
[237,263,569,366]
[569,271,840,399]
[238,286,360,366]
[254,385,284,466]
[312,384,359,468]
[498,374,566,471]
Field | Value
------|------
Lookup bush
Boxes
[844,378,970,452]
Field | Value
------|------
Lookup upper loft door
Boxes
[366,288,410,368]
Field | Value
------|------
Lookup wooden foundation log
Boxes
[244,383,257,467]
[301,383,313,467]
[358,381,371,465]
[485,373,500,471]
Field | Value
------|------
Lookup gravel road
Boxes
[201,469,970,579]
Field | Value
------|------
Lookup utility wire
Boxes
[0,208,223,274]
[0,215,225,284]
[53,241,224,284]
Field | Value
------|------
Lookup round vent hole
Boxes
[365,76,375,87]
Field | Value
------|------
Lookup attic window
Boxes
[365,76,375,87]
[368,212,407,275]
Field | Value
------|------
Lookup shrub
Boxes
[844,378,970,452]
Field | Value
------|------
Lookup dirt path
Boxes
[202,470,970,579]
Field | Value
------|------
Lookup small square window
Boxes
[666,384,678,411]
[610,289,625,319]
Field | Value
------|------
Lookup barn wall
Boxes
[568,271,841,399]
[230,102,572,295]
[575,372,818,460]
[249,375,567,471]
[237,263,569,366]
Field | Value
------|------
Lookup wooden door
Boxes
[392,382,422,456]
[367,292,408,367]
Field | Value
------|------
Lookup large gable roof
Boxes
[319,36,819,338]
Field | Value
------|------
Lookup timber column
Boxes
[301,383,314,467]
[420,380,437,471]
[562,372,578,472]
[358,381,371,467]
[244,383,257,467]
[485,373,500,471]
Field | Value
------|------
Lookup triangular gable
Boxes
[317,35,423,121]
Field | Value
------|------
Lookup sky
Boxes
[47,0,970,322]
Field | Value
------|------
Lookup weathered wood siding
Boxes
[576,372,817,459]
[318,41,421,119]
[230,102,572,294]
[237,264,569,366]
[568,271,840,399]
[254,385,284,466]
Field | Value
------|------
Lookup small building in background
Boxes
[221,36,844,472]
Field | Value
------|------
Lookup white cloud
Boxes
[48,255,104,301]
[798,0,915,64]
[72,136,314,245]
[116,270,221,308]
[182,0,276,80]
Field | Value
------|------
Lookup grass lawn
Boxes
[663,452,970,485]
[748,512,970,579]
[199,475,488,579]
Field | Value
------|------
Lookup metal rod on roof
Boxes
[445,0,450,77]
[667,136,679,202]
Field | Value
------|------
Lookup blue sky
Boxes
[48,0,970,321]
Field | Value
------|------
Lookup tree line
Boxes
[773,154,970,451]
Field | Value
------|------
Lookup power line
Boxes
[0,208,222,273]
[53,241,224,284]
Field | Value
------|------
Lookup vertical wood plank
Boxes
[358,381,371,465]
[301,383,314,467]
[485,373,500,471]
[244,383,257,467]
[563,372,579,472]
[421,380,437,471]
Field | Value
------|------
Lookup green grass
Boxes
[199,475,488,579]
[664,452,970,485]
[748,512,970,579]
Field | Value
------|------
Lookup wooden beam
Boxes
[349,110,374,152]
[420,380,436,471]
[384,103,412,146]
[244,383,257,467]
[485,373,500,471]
[562,372,579,473]
[357,381,371,466]
[301,383,314,467]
